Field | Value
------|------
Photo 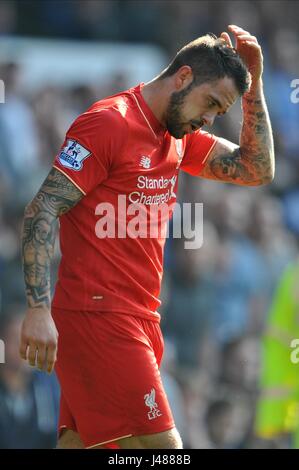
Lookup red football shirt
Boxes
[52,83,217,321]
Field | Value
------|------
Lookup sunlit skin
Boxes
[141,67,240,139]
[166,76,239,138]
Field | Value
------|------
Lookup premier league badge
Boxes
[58,139,91,171]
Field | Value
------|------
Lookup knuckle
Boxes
[48,339,57,348]
[28,335,38,344]
[21,334,29,343]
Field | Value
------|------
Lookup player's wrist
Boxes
[26,305,52,317]
[243,77,263,99]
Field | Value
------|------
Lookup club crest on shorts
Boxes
[170,175,177,199]
[175,139,184,169]
[144,388,162,420]
[58,139,91,171]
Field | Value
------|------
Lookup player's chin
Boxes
[168,127,187,139]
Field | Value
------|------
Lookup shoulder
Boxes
[65,102,129,156]
[72,103,129,134]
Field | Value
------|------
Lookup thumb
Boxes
[220,32,233,48]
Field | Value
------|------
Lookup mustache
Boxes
[190,119,205,130]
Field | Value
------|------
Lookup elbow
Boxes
[255,155,275,187]
[261,162,275,186]
[265,170,275,185]
[256,171,274,187]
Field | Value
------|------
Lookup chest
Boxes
[103,134,185,202]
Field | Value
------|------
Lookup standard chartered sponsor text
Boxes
[129,175,177,204]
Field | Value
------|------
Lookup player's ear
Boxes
[175,65,193,91]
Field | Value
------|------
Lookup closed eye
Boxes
[208,99,218,109]
[207,95,224,111]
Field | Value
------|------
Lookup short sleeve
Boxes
[53,108,127,195]
[180,130,218,176]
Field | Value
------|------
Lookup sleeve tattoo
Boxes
[22,168,84,308]
[202,85,275,186]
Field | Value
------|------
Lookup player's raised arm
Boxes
[20,168,84,373]
[200,25,274,186]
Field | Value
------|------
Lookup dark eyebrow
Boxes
[209,95,223,109]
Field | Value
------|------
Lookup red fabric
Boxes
[180,129,217,176]
[52,83,217,320]
[53,308,175,449]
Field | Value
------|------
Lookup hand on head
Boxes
[219,25,263,83]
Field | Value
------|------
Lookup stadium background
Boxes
[0,0,299,448]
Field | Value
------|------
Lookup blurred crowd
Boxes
[0,0,299,449]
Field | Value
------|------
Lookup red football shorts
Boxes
[52,308,175,448]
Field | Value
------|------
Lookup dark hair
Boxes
[159,34,250,95]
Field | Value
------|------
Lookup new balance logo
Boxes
[144,388,162,420]
[139,156,151,169]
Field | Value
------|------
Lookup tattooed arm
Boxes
[20,168,83,372]
[200,25,274,186]
[200,81,274,186]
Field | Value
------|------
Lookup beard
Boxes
[165,82,194,139]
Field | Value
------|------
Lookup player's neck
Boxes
[141,78,169,128]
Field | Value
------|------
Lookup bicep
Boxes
[199,137,258,186]
[27,167,84,218]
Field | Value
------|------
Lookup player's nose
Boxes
[202,114,216,127]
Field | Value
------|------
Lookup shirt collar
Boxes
[131,82,166,137]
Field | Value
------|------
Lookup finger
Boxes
[19,339,29,360]
[243,41,261,49]
[241,39,262,51]
[228,25,250,35]
[220,32,233,47]
[46,343,57,374]
[36,344,47,370]
[244,40,260,46]
[28,344,38,367]
[237,34,258,43]
[228,28,253,42]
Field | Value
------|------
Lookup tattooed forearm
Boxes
[238,82,275,184]
[22,168,83,309]
[202,81,275,186]
[209,147,258,183]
